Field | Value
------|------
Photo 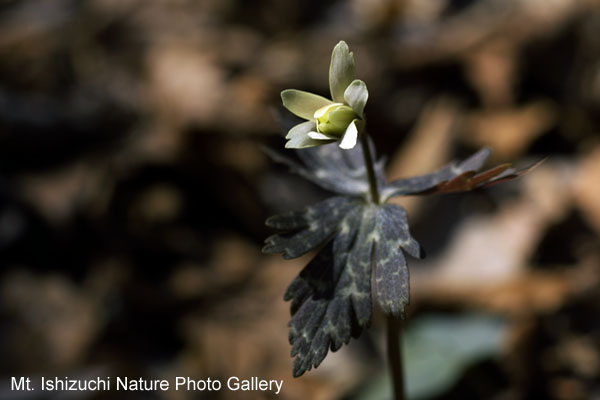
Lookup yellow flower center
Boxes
[314,103,356,137]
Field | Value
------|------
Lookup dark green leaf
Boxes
[383,148,543,198]
[263,197,358,259]
[373,204,422,317]
[263,139,385,197]
[287,205,377,376]
[382,148,491,199]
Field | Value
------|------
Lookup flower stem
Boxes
[359,132,405,400]
[386,315,405,400]
[359,133,380,204]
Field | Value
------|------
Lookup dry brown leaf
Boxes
[173,254,354,400]
[464,39,517,107]
[412,161,575,303]
[461,101,556,159]
[1,271,105,368]
[573,145,600,233]
[386,98,458,214]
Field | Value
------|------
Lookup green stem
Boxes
[358,132,405,400]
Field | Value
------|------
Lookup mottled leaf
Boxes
[262,147,364,195]
[382,148,543,198]
[381,148,491,199]
[373,204,423,318]
[263,196,358,259]
[263,140,386,197]
[264,142,385,196]
[285,204,377,377]
[277,201,424,377]
[477,158,545,188]
[415,158,544,194]
[264,128,539,379]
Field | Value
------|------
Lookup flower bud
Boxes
[314,103,357,137]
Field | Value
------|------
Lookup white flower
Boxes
[281,41,368,150]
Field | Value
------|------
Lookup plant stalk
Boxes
[359,132,405,400]
[359,132,380,204]
[386,315,405,400]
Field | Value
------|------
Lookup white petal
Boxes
[339,120,359,149]
[286,121,316,139]
[329,41,356,103]
[281,90,332,120]
[343,79,368,119]
[308,131,338,140]
[285,132,328,149]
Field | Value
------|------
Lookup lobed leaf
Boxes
[264,128,539,378]
[263,140,386,197]
[381,148,492,199]
[372,204,423,317]
[263,196,358,259]
[382,148,543,198]
[280,202,424,376]
[285,205,374,377]
[415,158,544,195]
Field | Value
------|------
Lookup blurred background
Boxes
[1,0,600,399]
